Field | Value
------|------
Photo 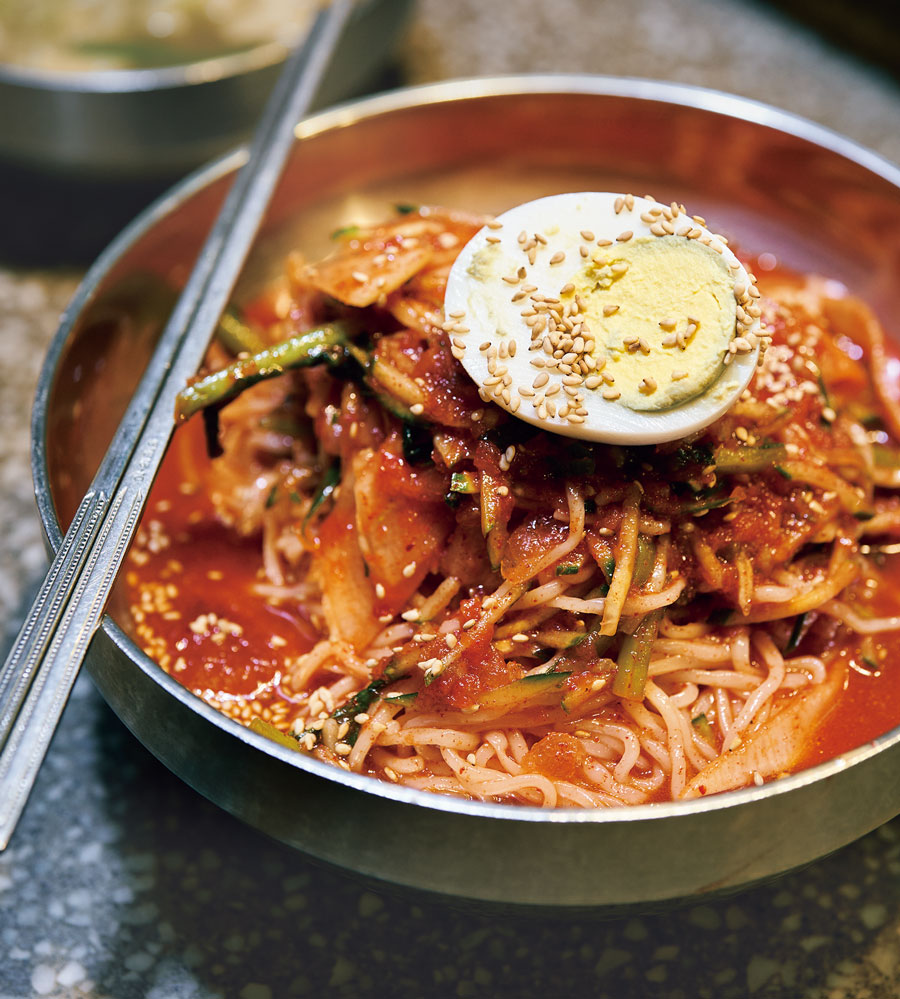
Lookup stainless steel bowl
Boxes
[0,0,411,177]
[32,76,900,911]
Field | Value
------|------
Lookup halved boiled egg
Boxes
[443,192,767,445]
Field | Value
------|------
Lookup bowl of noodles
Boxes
[32,76,900,910]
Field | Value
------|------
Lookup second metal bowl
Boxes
[0,0,411,177]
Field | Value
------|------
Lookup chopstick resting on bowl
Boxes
[0,0,355,851]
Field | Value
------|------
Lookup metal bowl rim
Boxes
[0,42,284,94]
[31,72,900,829]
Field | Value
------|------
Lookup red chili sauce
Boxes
[122,262,900,781]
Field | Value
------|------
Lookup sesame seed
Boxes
[352,271,368,283]
[375,583,386,599]
[402,561,417,578]
[409,403,425,416]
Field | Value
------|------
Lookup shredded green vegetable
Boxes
[612,609,662,701]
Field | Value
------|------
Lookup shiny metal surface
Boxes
[32,78,900,910]
[0,0,411,177]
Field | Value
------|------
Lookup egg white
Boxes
[444,192,763,445]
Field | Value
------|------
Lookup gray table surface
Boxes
[3,1,900,996]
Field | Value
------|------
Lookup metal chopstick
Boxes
[0,0,354,850]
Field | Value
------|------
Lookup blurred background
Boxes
[2,1,900,997]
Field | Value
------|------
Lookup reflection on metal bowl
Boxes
[31,77,900,911]
[0,0,411,177]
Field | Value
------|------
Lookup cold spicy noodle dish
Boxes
[125,193,900,808]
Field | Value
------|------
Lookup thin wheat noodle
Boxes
[370,748,424,774]
[730,632,786,737]
[715,685,735,744]
[520,484,586,583]
[753,584,802,602]
[662,668,761,690]
[287,639,338,689]
[550,577,685,617]
[731,630,753,673]
[446,760,560,807]
[557,783,609,807]
[785,655,826,683]
[825,601,900,634]
[386,727,480,751]
[583,760,649,804]
[646,680,704,781]
[658,619,711,640]
[664,682,701,710]
[601,723,642,781]
[483,731,522,774]
[652,638,732,662]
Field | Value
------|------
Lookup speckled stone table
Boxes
[3,2,900,997]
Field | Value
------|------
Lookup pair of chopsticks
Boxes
[0,0,354,850]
